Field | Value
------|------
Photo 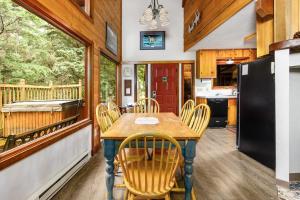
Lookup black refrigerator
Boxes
[237,55,275,170]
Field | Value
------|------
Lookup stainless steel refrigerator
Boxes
[237,55,275,170]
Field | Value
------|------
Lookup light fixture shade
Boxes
[139,0,169,29]
[139,16,146,25]
[159,15,168,22]
[161,20,170,27]
[159,8,167,15]
[151,19,158,26]
[144,14,153,22]
[144,8,152,15]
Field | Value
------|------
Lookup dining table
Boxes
[102,112,200,200]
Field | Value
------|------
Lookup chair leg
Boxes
[128,192,135,200]
[192,187,197,200]
[114,158,119,174]
[124,189,128,200]
[165,193,171,200]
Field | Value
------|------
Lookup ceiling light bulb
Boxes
[144,14,153,22]
[226,59,234,64]
[159,8,167,15]
[159,15,167,21]
[151,19,158,26]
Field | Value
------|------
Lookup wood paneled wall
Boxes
[255,0,274,57]
[183,0,252,51]
[16,0,122,153]
[275,0,300,42]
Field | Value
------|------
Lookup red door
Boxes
[151,64,179,115]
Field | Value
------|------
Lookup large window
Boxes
[100,55,117,103]
[0,0,87,153]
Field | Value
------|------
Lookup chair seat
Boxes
[153,149,183,164]
[125,148,146,161]
[124,160,176,198]
[0,138,6,148]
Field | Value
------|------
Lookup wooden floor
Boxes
[52,129,278,200]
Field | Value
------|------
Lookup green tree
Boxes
[0,0,84,85]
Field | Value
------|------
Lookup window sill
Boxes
[0,119,92,170]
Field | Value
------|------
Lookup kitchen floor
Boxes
[52,129,278,200]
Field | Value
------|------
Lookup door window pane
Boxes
[100,55,117,103]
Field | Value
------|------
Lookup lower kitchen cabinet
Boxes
[228,99,237,126]
[196,97,237,126]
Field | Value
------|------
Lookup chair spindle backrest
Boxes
[189,104,211,138]
[96,104,112,133]
[180,99,195,125]
[134,98,160,113]
[118,132,181,196]
[108,101,121,122]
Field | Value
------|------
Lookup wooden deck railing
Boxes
[0,79,83,135]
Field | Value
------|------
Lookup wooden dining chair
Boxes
[118,132,182,200]
[95,104,112,133]
[180,99,195,125]
[134,98,160,113]
[107,101,121,122]
[188,104,211,138]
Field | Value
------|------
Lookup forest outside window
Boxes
[100,55,117,103]
[134,64,148,102]
[0,0,88,153]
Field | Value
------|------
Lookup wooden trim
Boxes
[182,0,186,8]
[244,32,257,42]
[123,60,195,65]
[134,64,149,102]
[14,0,93,46]
[0,119,92,170]
[269,38,300,52]
[69,0,94,23]
[0,0,94,167]
[181,63,195,107]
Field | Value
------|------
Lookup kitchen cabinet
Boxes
[228,99,237,126]
[196,97,207,105]
[196,50,217,79]
[196,49,257,79]
[196,97,237,126]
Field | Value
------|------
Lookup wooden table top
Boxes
[101,113,199,140]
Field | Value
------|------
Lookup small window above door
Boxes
[71,0,91,17]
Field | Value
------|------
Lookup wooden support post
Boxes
[78,79,82,100]
[19,79,26,101]
[49,81,53,100]
[0,87,2,135]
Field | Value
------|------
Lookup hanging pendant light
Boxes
[139,0,169,30]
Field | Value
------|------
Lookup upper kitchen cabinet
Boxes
[196,49,257,79]
[196,50,217,78]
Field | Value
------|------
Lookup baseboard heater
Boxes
[38,153,89,200]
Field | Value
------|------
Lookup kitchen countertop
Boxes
[196,95,237,99]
